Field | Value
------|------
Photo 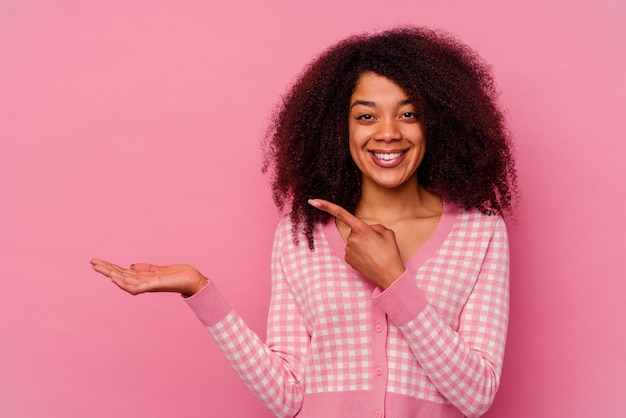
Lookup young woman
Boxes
[91,26,516,418]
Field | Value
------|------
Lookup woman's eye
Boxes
[357,114,374,120]
[401,112,417,119]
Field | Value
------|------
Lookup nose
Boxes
[375,118,401,142]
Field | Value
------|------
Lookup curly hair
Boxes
[262,26,517,249]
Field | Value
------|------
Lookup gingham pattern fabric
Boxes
[185,203,509,418]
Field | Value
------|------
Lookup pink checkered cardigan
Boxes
[185,202,509,418]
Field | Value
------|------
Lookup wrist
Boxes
[183,275,209,297]
[378,265,406,290]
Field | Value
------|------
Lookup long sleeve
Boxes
[184,220,309,418]
[373,216,510,417]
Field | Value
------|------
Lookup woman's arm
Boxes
[90,220,310,418]
[373,218,509,417]
[184,276,308,417]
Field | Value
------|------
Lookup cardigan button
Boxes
[375,409,382,417]
[375,366,383,376]
[375,323,383,333]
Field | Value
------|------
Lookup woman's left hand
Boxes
[308,199,405,289]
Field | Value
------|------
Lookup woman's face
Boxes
[348,72,426,191]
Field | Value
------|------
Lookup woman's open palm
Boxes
[90,258,207,297]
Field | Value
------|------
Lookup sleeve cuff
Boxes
[183,280,232,327]
[372,269,428,326]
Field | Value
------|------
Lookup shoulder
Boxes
[272,214,295,250]
[272,213,313,251]
[450,203,506,227]
[275,213,294,235]
[435,205,510,270]
[447,204,509,242]
[272,213,334,255]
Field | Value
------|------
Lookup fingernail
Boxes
[308,199,320,208]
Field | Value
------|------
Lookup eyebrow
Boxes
[349,99,413,109]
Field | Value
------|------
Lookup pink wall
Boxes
[1,1,624,417]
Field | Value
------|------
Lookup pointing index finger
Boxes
[308,199,366,231]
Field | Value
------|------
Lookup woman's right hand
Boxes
[90,258,208,297]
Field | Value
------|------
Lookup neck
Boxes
[355,177,441,224]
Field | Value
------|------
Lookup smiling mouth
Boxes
[373,151,405,161]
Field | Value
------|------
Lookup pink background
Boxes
[1,1,625,417]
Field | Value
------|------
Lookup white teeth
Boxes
[374,152,403,161]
